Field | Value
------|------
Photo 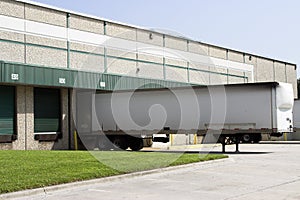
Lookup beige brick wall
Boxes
[209,46,227,60]
[70,15,104,34]
[26,46,67,68]
[188,42,209,55]
[0,30,25,42]
[137,30,163,46]
[0,41,25,63]
[26,35,67,49]
[165,66,188,82]
[25,4,66,27]
[274,62,286,82]
[0,0,24,18]
[165,36,187,51]
[106,23,136,41]
[256,57,274,82]
[228,51,244,63]
[70,52,104,72]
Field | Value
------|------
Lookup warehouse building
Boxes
[0,0,297,150]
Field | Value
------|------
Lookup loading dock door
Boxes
[34,88,61,133]
[0,86,15,135]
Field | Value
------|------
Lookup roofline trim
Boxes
[16,0,297,67]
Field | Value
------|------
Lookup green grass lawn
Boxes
[0,151,227,194]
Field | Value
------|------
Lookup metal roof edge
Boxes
[15,0,297,66]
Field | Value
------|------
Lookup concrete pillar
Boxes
[25,86,37,150]
[12,86,26,150]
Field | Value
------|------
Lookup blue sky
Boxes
[34,0,300,78]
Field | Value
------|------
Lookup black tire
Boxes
[130,138,144,151]
[112,137,128,150]
[253,134,262,143]
[242,134,251,143]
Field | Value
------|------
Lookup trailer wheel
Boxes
[242,134,251,143]
[112,138,128,150]
[253,134,262,143]
[130,138,144,151]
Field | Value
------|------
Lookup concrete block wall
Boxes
[165,57,187,68]
[274,62,286,82]
[137,30,163,46]
[228,51,244,63]
[138,53,163,64]
[106,22,136,41]
[14,86,26,150]
[209,67,228,84]
[188,41,209,55]
[228,69,245,84]
[0,41,25,63]
[0,0,24,18]
[26,46,67,68]
[137,63,164,79]
[70,52,104,72]
[0,30,24,42]
[107,57,137,76]
[69,15,104,34]
[286,64,297,97]
[166,67,188,82]
[165,36,187,51]
[26,35,67,49]
[70,42,104,54]
[189,70,210,85]
[106,48,137,75]
[25,4,66,27]
[256,57,274,82]
[209,46,227,60]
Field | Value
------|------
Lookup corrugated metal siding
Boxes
[0,61,193,90]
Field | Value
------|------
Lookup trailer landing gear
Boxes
[220,135,242,153]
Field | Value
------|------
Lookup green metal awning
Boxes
[0,61,194,91]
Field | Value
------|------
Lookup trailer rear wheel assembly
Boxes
[129,138,144,151]
[111,138,128,150]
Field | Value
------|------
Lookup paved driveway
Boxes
[9,144,300,200]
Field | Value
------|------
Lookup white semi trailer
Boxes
[75,82,294,152]
[292,100,300,140]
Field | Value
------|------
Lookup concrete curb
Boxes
[0,158,231,200]
[260,141,300,144]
